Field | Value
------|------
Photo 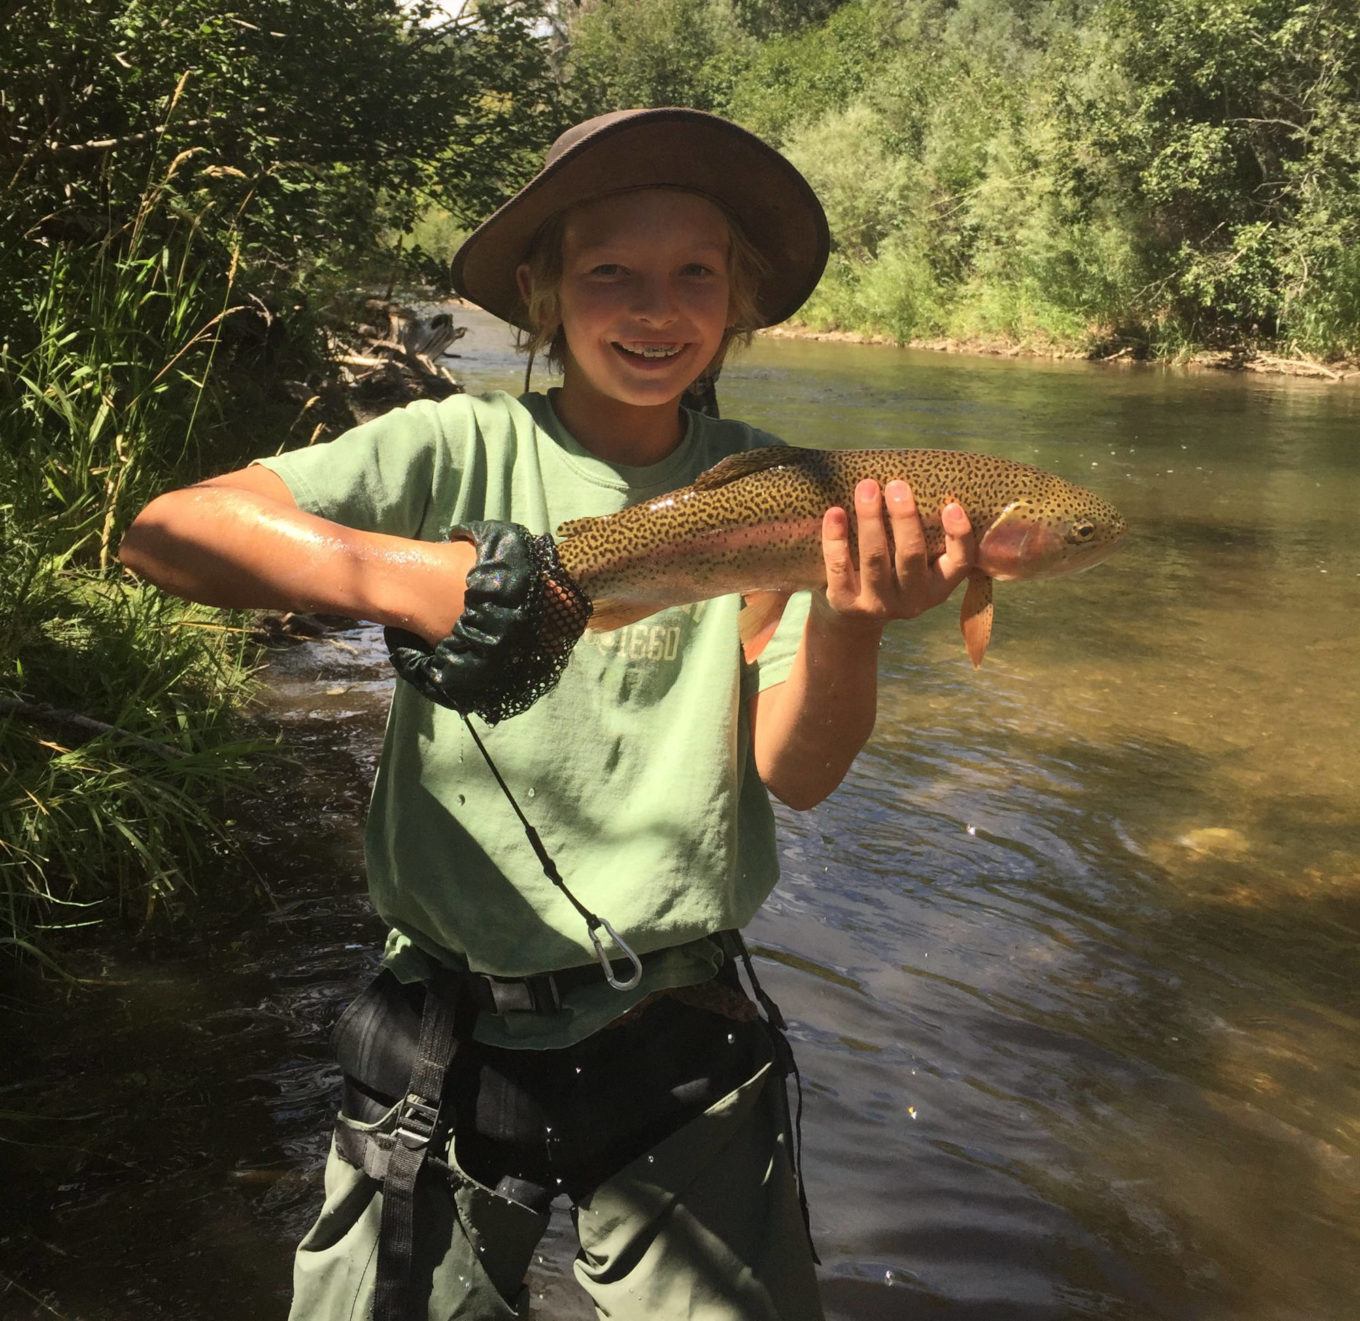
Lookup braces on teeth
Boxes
[619,343,682,358]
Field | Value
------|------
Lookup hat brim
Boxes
[451,108,829,330]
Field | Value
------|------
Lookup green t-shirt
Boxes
[259,390,811,1046]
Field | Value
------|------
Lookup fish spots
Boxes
[556,445,1127,615]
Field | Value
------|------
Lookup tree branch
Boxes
[0,697,187,759]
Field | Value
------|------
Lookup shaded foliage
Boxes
[1087,0,1360,351]
[2,0,562,333]
[0,0,565,956]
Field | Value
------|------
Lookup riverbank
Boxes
[760,321,1360,382]
[435,297,1360,384]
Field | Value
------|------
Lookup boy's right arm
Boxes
[119,465,476,645]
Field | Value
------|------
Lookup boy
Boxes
[121,108,974,1321]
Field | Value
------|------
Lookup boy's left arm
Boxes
[751,479,974,810]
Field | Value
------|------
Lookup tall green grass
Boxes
[1,158,280,960]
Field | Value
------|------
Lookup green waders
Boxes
[288,989,823,1320]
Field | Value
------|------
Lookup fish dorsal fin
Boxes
[692,446,805,491]
[555,513,606,541]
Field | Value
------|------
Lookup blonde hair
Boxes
[516,189,770,382]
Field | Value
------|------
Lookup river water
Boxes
[2,311,1357,1320]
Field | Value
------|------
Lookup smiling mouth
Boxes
[614,342,685,360]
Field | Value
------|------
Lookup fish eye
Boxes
[1070,520,1096,542]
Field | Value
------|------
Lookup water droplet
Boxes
[884,1269,896,1286]
[647,1155,655,1164]
[966,823,977,836]
[726,1032,735,1044]
[456,793,466,806]
[527,786,536,799]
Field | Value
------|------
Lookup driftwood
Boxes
[330,300,467,422]
[1244,354,1348,380]
[1190,347,1357,380]
[248,611,358,646]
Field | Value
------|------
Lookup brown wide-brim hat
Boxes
[451,107,830,330]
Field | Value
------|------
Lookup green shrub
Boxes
[0,571,267,950]
[0,165,275,958]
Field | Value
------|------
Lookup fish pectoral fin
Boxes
[585,597,661,632]
[959,571,994,669]
[692,446,802,491]
[738,591,791,662]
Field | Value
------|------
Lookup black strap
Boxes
[724,931,819,1264]
[373,970,476,1321]
[681,372,720,418]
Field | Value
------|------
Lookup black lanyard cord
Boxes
[459,714,642,990]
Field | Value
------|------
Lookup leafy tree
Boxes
[1,0,563,327]
[729,0,849,40]
[561,0,1358,357]
[565,0,748,114]
[1080,0,1360,351]
[721,0,882,140]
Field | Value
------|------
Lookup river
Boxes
[2,309,1357,1320]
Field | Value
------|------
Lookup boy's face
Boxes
[554,188,732,411]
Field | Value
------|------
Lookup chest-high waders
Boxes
[328,706,815,1321]
[328,930,814,1321]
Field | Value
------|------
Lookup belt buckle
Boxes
[485,972,562,1015]
[393,1093,440,1150]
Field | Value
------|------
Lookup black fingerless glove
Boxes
[384,521,592,724]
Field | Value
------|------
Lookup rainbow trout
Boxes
[555,446,1127,667]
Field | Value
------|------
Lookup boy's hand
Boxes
[821,479,975,626]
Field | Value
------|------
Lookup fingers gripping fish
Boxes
[554,447,1128,668]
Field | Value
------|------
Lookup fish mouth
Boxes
[613,341,686,361]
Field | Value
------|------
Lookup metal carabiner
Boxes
[589,918,643,991]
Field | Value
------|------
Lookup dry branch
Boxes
[0,697,187,759]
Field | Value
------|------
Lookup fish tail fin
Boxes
[960,571,994,669]
[739,591,791,662]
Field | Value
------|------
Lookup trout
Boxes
[555,446,1127,667]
